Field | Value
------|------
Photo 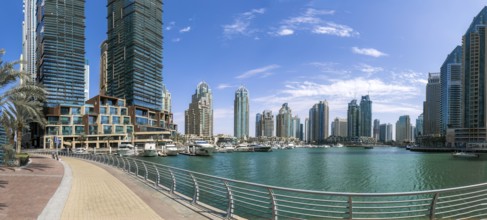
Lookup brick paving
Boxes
[0,155,64,220]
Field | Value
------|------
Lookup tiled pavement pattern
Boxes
[0,155,64,220]
[60,157,163,220]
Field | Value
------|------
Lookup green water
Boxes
[138,147,487,193]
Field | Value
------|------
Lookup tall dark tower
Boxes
[107,0,163,111]
[36,0,86,106]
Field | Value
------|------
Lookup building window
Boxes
[136,117,148,125]
[101,116,109,124]
[88,125,98,135]
[73,116,82,124]
[100,107,107,114]
[72,107,81,115]
[115,126,124,134]
[88,116,97,125]
[48,116,59,125]
[87,107,95,114]
[118,100,125,106]
[110,107,117,115]
[61,107,70,115]
[60,117,71,125]
[112,116,120,124]
[120,108,127,115]
[126,126,133,134]
[62,126,72,135]
[123,117,130,125]
[46,127,58,135]
[75,126,84,135]
[104,125,112,134]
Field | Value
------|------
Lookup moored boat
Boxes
[188,140,215,156]
[452,152,479,158]
[250,144,272,152]
[142,142,158,157]
[165,143,179,156]
[117,141,136,156]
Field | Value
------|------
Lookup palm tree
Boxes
[0,50,47,153]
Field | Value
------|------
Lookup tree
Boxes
[77,132,86,149]
[0,50,47,153]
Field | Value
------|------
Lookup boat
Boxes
[334,143,344,148]
[142,142,158,157]
[364,146,374,149]
[73,147,88,154]
[249,144,272,152]
[164,142,179,156]
[235,143,253,152]
[284,143,295,149]
[216,143,235,153]
[188,140,215,156]
[452,152,479,158]
[117,141,136,156]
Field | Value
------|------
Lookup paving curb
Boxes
[37,159,72,220]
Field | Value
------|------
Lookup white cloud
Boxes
[214,108,234,119]
[277,28,294,36]
[217,84,234,89]
[166,21,176,30]
[236,64,280,79]
[179,26,191,33]
[352,47,388,57]
[223,8,265,38]
[275,8,358,37]
[357,64,384,75]
[172,38,181,42]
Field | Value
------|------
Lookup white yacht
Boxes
[188,140,215,156]
[117,141,136,156]
[235,143,252,152]
[142,142,158,157]
[164,142,179,156]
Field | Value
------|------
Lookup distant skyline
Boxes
[1,1,487,135]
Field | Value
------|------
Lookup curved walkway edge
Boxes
[38,159,72,220]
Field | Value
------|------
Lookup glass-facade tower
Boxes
[440,46,462,134]
[308,100,329,143]
[107,0,163,111]
[347,99,360,138]
[36,0,86,106]
[360,95,372,137]
[234,86,249,139]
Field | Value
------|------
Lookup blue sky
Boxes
[1,1,486,136]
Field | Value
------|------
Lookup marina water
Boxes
[138,147,487,193]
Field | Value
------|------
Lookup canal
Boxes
[138,147,487,193]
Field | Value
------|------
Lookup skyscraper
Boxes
[107,0,163,111]
[22,0,36,81]
[161,84,172,113]
[255,113,262,137]
[185,82,213,137]
[461,7,487,143]
[360,95,372,137]
[396,115,411,143]
[440,46,462,134]
[261,110,274,137]
[386,123,393,142]
[291,115,301,138]
[84,60,90,101]
[416,113,424,137]
[331,117,347,137]
[234,86,249,139]
[276,103,292,137]
[373,119,380,140]
[36,0,86,106]
[99,40,108,95]
[347,99,360,138]
[308,100,329,143]
[379,123,393,142]
[423,73,441,135]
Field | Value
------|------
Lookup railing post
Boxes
[268,188,278,220]
[135,160,139,177]
[348,196,353,220]
[224,181,234,219]
[154,164,160,187]
[127,158,131,173]
[169,168,176,193]
[122,157,127,171]
[115,157,120,168]
[430,193,440,220]
[143,162,148,181]
[190,173,199,204]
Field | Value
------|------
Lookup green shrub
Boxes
[15,153,29,166]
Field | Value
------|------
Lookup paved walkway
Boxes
[0,155,64,220]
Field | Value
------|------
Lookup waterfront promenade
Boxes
[0,155,211,220]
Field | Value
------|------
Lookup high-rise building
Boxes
[304,118,309,142]
[347,99,360,138]
[22,0,36,81]
[331,117,347,137]
[360,95,372,137]
[308,100,329,143]
[416,113,424,137]
[424,73,441,136]
[261,110,274,137]
[373,119,380,140]
[36,0,86,106]
[255,113,262,137]
[234,86,249,139]
[291,115,301,138]
[185,82,213,137]
[276,103,292,137]
[99,40,108,95]
[84,60,90,101]
[440,46,462,134]
[460,7,487,143]
[379,123,393,142]
[161,84,172,112]
[396,115,411,143]
[107,0,163,111]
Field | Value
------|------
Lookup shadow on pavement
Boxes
[0,203,7,210]
[0,180,7,188]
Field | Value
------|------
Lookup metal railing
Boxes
[32,150,487,219]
